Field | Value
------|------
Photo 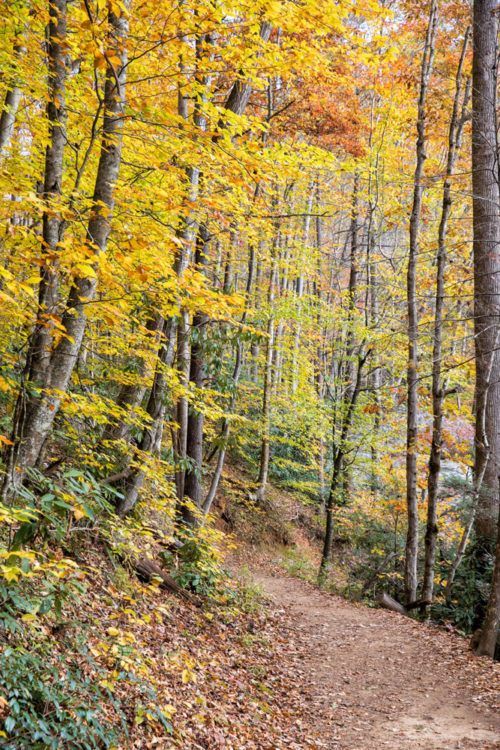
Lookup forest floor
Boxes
[37,465,499,749]
[245,568,500,750]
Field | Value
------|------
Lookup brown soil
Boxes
[253,571,500,750]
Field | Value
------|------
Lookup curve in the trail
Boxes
[255,573,500,750]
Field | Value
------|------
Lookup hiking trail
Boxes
[253,572,500,750]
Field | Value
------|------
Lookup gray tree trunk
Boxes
[422,29,470,612]
[471,0,500,548]
[405,0,438,604]
[255,227,279,504]
[1,1,130,498]
[28,0,69,386]
[476,496,500,657]
[0,37,25,153]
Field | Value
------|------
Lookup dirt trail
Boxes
[254,572,500,750]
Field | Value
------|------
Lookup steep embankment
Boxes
[252,571,500,750]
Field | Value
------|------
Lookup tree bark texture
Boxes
[405,0,438,604]
[472,0,500,546]
[2,0,130,499]
[422,29,470,611]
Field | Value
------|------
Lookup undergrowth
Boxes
[0,465,243,747]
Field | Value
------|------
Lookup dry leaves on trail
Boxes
[256,572,500,750]
[63,554,330,749]
[40,547,500,750]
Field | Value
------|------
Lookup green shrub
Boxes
[161,523,225,596]
[433,538,494,633]
[0,646,122,749]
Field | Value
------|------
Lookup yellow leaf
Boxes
[98,679,116,692]
[94,51,107,70]
[73,263,97,278]
[161,704,176,719]
[1,565,22,582]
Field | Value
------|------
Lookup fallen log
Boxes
[377,591,407,615]
[405,597,431,612]
[376,591,431,616]
[134,557,201,607]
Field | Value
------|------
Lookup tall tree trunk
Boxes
[27,0,69,387]
[365,94,381,501]
[319,351,368,583]
[292,186,313,394]
[0,37,25,153]
[471,0,500,644]
[1,0,129,498]
[342,173,360,502]
[255,231,278,505]
[172,44,197,503]
[471,0,500,550]
[181,226,211,523]
[314,183,326,502]
[368,234,381,499]
[1,0,68,496]
[405,0,438,604]
[476,493,500,657]
[422,29,470,613]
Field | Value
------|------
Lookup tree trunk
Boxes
[368,234,381,499]
[255,227,279,504]
[476,491,500,657]
[174,309,191,502]
[1,1,129,498]
[422,29,470,612]
[292,186,313,394]
[182,227,210,522]
[342,174,360,501]
[472,0,500,549]
[27,0,69,387]
[405,0,438,604]
[319,351,368,582]
[0,37,25,153]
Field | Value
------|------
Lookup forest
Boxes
[0,0,499,746]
